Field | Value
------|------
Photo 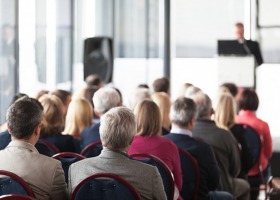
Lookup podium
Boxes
[217,55,255,88]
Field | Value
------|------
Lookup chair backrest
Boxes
[130,153,175,200]
[70,173,141,200]
[0,170,35,198]
[52,152,85,183]
[242,124,262,166]
[39,139,60,156]
[178,148,200,200]
[80,141,103,158]
[0,194,36,200]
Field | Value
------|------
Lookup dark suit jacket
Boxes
[244,40,263,66]
[165,133,220,200]
[41,133,80,153]
[80,123,101,149]
[0,130,51,156]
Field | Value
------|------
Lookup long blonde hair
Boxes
[214,93,237,130]
[152,92,171,131]
[64,98,93,138]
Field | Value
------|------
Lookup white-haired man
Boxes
[69,107,166,200]
[191,92,250,200]
[81,87,121,148]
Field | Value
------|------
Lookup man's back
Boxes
[193,119,241,193]
[165,133,220,200]
[0,141,68,200]
[69,149,166,200]
[80,122,101,149]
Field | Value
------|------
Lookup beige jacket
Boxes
[69,149,167,200]
[0,141,69,200]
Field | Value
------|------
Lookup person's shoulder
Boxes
[129,157,159,174]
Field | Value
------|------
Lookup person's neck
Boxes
[172,124,192,131]
[11,137,36,146]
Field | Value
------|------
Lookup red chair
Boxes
[130,154,175,200]
[80,141,102,158]
[178,148,200,200]
[70,173,141,200]
[39,139,60,156]
[0,170,35,198]
[52,152,85,183]
[0,194,36,200]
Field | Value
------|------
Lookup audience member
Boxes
[220,83,238,97]
[137,83,149,89]
[64,98,93,139]
[85,74,103,88]
[0,97,68,200]
[215,93,254,178]
[50,89,72,116]
[128,87,151,111]
[191,92,250,200]
[184,85,201,98]
[35,89,49,100]
[153,77,170,94]
[68,107,166,200]
[39,94,79,153]
[236,89,272,200]
[177,82,193,98]
[128,100,182,197]
[165,97,233,200]
[80,87,121,149]
[151,92,171,135]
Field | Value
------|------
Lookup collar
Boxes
[170,128,192,137]
[6,140,39,153]
[100,148,131,159]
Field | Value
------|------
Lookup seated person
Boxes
[165,97,233,200]
[191,92,250,200]
[81,87,121,149]
[69,107,166,200]
[0,97,68,200]
[39,94,80,153]
[128,100,182,196]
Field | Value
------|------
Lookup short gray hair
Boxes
[100,107,136,150]
[93,87,120,115]
[129,88,151,110]
[190,92,212,119]
[171,97,196,127]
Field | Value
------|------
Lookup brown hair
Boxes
[134,100,161,136]
[238,89,259,111]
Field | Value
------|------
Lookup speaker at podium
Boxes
[83,37,113,83]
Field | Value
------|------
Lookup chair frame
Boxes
[0,170,36,198]
[52,152,85,160]
[0,194,36,200]
[130,153,175,200]
[80,141,102,157]
[242,124,267,198]
[70,173,141,200]
[178,148,200,200]
[39,139,60,154]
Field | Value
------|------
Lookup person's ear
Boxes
[34,124,41,136]
[7,125,12,135]
[94,110,100,118]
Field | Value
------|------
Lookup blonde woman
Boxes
[214,93,253,177]
[64,98,93,139]
[152,92,171,135]
[39,94,79,152]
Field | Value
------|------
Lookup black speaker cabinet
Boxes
[83,37,113,83]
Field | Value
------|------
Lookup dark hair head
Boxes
[85,74,103,87]
[221,83,238,97]
[235,22,244,28]
[10,93,28,106]
[50,89,71,106]
[239,89,259,111]
[153,77,170,93]
[6,97,43,139]
[137,84,149,89]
